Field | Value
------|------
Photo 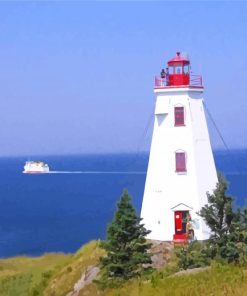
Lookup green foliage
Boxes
[176,174,247,269]
[198,173,247,264]
[176,241,210,270]
[44,240,105,296]
[99,189,152,287]
[0,254,70,296]
[0,273,33,296]
[103,264,247,296]
[199,174,234,240]
[0,269,53,296]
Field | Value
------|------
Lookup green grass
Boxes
[44,240,105,296]
[0,241,246,296]
[0,253,71,296]
[0,241,104,296]
[94,264,247,296]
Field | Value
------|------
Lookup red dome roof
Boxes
[168,52,190,65]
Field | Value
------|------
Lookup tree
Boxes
[99,189,152,286]
[199,174,247,263]
[175,241,210,270]
[199,174,234,242]
[176,174,247,268]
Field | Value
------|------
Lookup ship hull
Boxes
[23,170,49,174]
[23,161,50,174]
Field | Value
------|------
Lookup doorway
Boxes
[174,211,189,235]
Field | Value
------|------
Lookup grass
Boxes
[0,241,246,296]
[0,253,71,296]
[81,264,247,296]
[0,241,104,296]
[43,240,105,296]
[0,240,104,296]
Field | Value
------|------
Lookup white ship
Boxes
[23,161,49,174]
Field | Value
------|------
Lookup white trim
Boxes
[171,203,193,211]
[154,87,204,94]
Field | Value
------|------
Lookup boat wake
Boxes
[47,171,146,175]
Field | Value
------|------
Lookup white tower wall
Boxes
[141,87,218,241]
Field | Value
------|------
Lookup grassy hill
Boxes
[0,252,70,296]
[96,265,247,296]
[0,241,104,296]
[0,241,246,296]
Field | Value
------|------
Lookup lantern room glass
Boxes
[183,65,189,74]
[169,64,190,75]
[168,66,174,74]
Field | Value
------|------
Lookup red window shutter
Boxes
[176,152,186,172]
[174,107,184,126]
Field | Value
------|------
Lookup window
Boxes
[183,65,189,74]
[169,66,174,74]
[175,152,186,172]
[175,65,182,74]
[174,106,185,126]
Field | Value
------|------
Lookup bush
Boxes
[196,174,247,266]
[176,241,210,270]
[177,175,247,269]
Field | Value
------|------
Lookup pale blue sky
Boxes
[0,1,247,156]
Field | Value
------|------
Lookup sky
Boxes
[0,1,247,156]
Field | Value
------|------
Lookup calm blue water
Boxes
[0,151,246,258]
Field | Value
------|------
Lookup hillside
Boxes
[0,241,246,296]
[0,241,104,296]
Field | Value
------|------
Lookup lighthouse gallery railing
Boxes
[154,74,203,88]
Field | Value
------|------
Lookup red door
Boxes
[175,211,182,233]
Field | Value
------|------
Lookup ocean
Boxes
[0,151,246,258]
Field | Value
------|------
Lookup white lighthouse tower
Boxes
[141,52,218,242]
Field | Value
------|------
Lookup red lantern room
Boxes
[155,52,203,88]
[167,52,190,86]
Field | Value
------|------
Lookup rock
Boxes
[170,266,211,277]
[66,266,100,296]
[149,240,174,269]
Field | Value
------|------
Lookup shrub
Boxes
[176,241,210,270]
[177,175,247,269]
[198,174,247,265]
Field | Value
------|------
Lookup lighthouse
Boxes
[141,52,218,242]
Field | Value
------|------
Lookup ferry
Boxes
[23,161,49,174]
